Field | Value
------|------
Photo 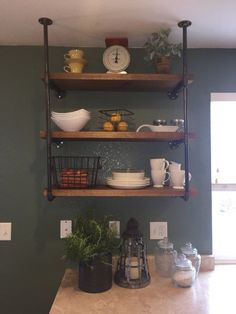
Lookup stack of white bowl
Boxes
[51,109,91,131]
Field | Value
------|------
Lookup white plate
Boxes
[107,181,150,189]
[106,177,150,185]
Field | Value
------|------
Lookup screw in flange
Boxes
[178,20,192,28]
[38,17,53,26]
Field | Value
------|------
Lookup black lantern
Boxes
[114,218,150,288]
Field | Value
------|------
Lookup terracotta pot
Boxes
[155,56,171,74]
[78,252,112,293]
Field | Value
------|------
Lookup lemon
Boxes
[117,121,128,131]
[103,121,114,131]
[110,112,122,123]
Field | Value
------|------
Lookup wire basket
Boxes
[52,156,101,189]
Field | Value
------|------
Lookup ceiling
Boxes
[1,0,236,48]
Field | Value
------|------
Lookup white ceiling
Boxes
[1,0,236,48]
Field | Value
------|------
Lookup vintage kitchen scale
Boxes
[103,37,130,74]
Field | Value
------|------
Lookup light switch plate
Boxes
[150,221,168,240]
[60,220,72,239]
[0,222,12,240]
[109,221,120,238]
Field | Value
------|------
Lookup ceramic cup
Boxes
[170,170,191,189]
[64,49,84,59]
[151,169,170,187]
[150,158,169,170]
[64,62,85,73]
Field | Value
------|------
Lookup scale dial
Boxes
[102,45,130,73]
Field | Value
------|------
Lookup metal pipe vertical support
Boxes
[38,17,54,201]
[178,20,192,201]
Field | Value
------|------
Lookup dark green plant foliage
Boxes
[144,28,182,63]
[64,210,120,264]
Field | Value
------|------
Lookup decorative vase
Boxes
[155,56,171,74]
[78,252,112,293]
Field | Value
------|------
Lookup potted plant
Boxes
[63,210,120,293]
[143,28,182,73]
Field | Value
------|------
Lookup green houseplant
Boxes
[144,28,182,73]
[64,210,120,293]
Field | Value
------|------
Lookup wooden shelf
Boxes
[43,186,194,197]
[40,130,185,141]
[48,72,193,92]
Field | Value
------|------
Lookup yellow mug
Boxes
[63,62,85,73]
[64,49,84,60]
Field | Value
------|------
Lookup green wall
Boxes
[1,46,236,313]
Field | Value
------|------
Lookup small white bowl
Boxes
[51,114,90,131]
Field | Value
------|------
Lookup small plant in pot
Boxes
[63,210,120,293]
[143,28,182,73]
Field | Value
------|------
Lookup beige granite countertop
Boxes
[50,257,235,314]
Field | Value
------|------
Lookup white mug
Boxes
[151,170,170,187]
[150,158,169,170]
[171,170,191,189]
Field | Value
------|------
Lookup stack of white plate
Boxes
[106,169,150,189]
[51,109,90,131]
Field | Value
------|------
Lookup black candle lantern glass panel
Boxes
[114,218,150,288]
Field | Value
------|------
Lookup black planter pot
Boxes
[79,252,112,293]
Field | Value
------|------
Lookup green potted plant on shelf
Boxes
[63,210,120,293]
[143,28,182,73]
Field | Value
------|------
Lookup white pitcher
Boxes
[169,161,181,172]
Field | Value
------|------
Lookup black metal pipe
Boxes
[178,20,192,201]
[38,17,54,201]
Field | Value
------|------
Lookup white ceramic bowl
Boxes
[112,169,145,181]
[51,114,90,131]
[51,109,90,118]
[52,113,90,120]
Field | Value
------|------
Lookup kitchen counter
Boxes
[49,258,234,314]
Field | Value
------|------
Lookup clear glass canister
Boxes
[172,253,196,288]
[180,242,201,277]
[155,237,176,277]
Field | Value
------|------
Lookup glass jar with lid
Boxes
[172,253,196,288]
[153,119,167,126]
[154,237,176,277]
[180,242,201,276]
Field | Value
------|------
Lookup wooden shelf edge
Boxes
[48,72,193,81]
[43,186,196,197]
[46,72,193,92]
[39,130,185,141]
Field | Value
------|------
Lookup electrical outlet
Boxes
[150,222,168,240]
[60,220,72,239]
[0,222,12,241]
[109,221,120,238]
